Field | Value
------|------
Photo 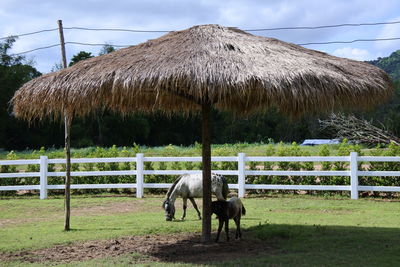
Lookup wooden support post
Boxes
[201,102,212,243]
[64,114,72,231]
[58,19,72,231]
[57,20,67,68]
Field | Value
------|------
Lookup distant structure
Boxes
[300,139,340,146]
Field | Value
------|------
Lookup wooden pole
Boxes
[201,102,212,243]
[57,20,67,68]
[64,114,72,231]
[58,19,71,231]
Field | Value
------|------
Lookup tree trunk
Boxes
[64,114,72,231]
[201,103,212,243]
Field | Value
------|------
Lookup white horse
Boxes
[162,173,229,221]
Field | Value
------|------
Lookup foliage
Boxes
[368,50,400,81]
[3,142,400,197]
[360,142,400,193]
[68,51,94,67]
[0,37,46,150]
[99,44,116,55]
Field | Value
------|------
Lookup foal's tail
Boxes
[241,204,246,216]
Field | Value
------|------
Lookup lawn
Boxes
[1,195,400,266]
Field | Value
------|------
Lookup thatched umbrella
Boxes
[12,24,392,242]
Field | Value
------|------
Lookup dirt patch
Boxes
[72,198,160,217]
[0,232,273,264]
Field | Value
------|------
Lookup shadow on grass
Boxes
[147,223,400,266]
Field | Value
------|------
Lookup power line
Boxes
[11,44,60,56]
[0,28,58,40]
[11,37,400,55]
[64,27,170,33]
[246,20,400,32]
[9,36,400,56]
[299,37,400,46]
[65,41,129,47]
[3,19,400,40]
[68,37,400,47]
[63,20,400,33]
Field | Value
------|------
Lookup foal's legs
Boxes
[224,218,230,241]
[181,198,187,220]
[215,218,224,242]
[189,197,201,220]
[234,217,242,239]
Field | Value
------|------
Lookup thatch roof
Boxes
[12,24,393,120]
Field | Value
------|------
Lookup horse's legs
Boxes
[189,197,201,220]
[225,218,230,241]
[181,198,188,220]
[215,218,224,242]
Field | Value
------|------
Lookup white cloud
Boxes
[376,16,400,50]
[2,0,400,72]
[332,47,373,61]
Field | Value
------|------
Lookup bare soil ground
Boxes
[0,232,272,265]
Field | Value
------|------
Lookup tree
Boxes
[68,51,94,67]
[99,44,116,55]
[368,50,400,81]
[0,37,49,150]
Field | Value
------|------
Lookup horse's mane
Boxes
[166,175,183,199]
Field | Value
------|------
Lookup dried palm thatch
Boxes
[12,24,392,121]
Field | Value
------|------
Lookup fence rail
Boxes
[1,152,400,199]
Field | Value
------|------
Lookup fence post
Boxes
[39,156,48,199]
[136,153,144,198]
[238,153,246,198]
[350,152,359,200]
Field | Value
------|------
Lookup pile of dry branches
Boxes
[319,113,400,146]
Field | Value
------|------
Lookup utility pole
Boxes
[57,19,71,231]
[58,20,67,68]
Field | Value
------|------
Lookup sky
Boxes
[1,0,400,73]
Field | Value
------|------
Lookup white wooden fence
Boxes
[1,152,400,200]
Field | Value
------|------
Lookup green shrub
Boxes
[1,151,17,173]
[183,161,194,170]
[361,143,400,193]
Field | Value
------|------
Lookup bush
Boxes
[3,143,400,197]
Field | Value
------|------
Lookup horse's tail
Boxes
[241,204,246,216]
[221,175,229,200]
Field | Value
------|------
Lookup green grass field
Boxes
[1,195,400,266]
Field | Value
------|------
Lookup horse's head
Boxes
[162,199,175,221]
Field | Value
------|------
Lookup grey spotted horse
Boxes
[162,173,229,221]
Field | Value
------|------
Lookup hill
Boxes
[368,50,400,82]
